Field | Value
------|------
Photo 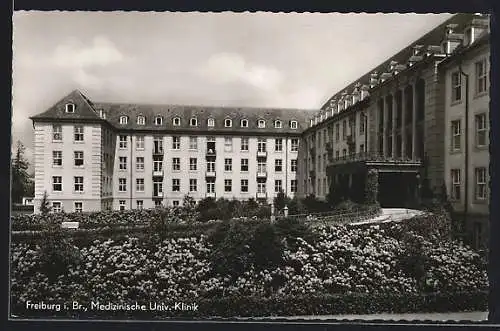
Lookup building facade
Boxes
[30,91,309,213]
[297,13,490,248]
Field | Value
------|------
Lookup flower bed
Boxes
[10,212,488,318]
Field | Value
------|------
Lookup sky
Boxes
[12,11,454,169]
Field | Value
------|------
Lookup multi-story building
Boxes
[30,91,310,212]
[298,13,490,248]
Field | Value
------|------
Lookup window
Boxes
[172,179,180,191]
[360,144,365,153]
[291,180,297,193]
[241,158,248,171]
[335,123,340,141]
[475,113,487,147]
[342,120,347,140]
[173,200,180,207]
[290,121,298,129]
[291,138,299,152]
[475,167,487,200]
[65,103,75,113]
[451,71,462,102]
[450,169,461,201]
[224,179,232,192]
[189,158,197,171]
[153,137,163,154]
[136,157,144,171]
[136,136,145,150]
[451,120,461,151]
[74,176,84,192]
[172,136,180,150]
[119,200,126,211]
[257,138,266,152]
[52,176,62,191]
[335,150,340,158]
[343,149,347,157]
[291,159,297,172]
[207,159,215,172]
[52,125,62,141]
[119,156,127,170]
[207,178,215,193]
[190,117,198,127]
[137,115,145,125]
[257,160,266,174]
[173,117,181,126]
[119,116,128,125]
[360,113,366,135]
[241,137,249,151]
[74,125,84,142]
[240,119,248,128]
[74,202,83,212]
[53,151,62,166]
[153,179,163,197]
[224,137,233,152]
[189,136,198,150]
[172,157,181,171]
[224,118,232,127]
[275,180,282,193]
[52,202,62,213]
[274,120,282,129]
[275,159,283,172]
[153,160,163,172]
[257,179,266,194]
[119,135,127,149]
[241,179,248,192]
[476,59,487,94]
[224,158,232,171]
[258,119,266,128]
[155,116,163,125]
[275,138,283,152]
[207,118,215,127]
[189,179,197,192]
[74,151,84,167]
[118,178,127,192]
[136,200,143,210]
[136,178,144,192]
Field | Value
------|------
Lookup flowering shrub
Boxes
[10,213,488,318]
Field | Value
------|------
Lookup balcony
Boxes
[205,170,216,177]
[206,148,216,157]
[256,192,267,199]
[153,191,164,198]
[257,150,267,158]
[153,148,164,156]
[329,151,422,166]
[206,192,216,198]
[152,170,164,177]
[256,170,267,178]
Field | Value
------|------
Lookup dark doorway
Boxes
[378,172,415,208]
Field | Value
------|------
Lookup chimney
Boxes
[441,24,464,55]
[464,13,490,46]
[369,71,379,88]
[360,84,370,100]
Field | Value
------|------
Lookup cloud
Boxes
[199,52,283,92]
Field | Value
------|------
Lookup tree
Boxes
[11,141,31,203]
[39,191,51,215]
[273,191,290,213]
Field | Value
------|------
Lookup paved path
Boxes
[257,311,488,322]
[351,208,424,226]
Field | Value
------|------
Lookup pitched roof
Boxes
[93,102,313,134]
[29,90,102,121]
[30,91,315,134]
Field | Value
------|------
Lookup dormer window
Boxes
[240,119,248,128]
[137,115,145,125]
[190,117,198,127]
[65,103,75,113]
[119,116,128,125]
[155,116,163,125]
[224,118,232,128]
[290,120,298,129]
[99,109,106,119]
[173,117,181,126]
[274,120,282,129]
[258,119,266,128]
[207,118,215,127]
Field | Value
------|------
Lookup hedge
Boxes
[10,290,487,319]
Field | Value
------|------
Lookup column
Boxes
[412,82,417,160]
[392,91,397,158]
[383,97,388,156]
[401,88,406,158]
